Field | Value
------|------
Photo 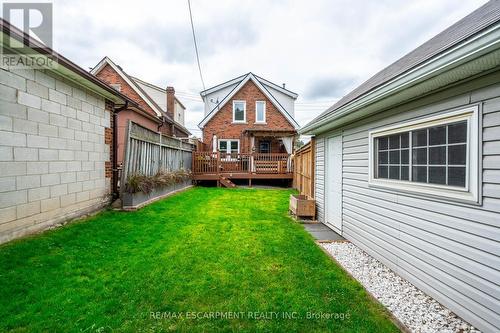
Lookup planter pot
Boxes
[289,194,316,219]
[122,180,192,209]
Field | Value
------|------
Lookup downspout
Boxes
[112,101,128,200]
[157,116,164,132]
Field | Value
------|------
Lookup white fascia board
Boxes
[198,73,300,129]
[254,74,298,99]
[200,73,248,97]
[90,57,163,117]
[253,75,300,129]
[301,23,500,134]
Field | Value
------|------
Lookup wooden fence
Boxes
[293,139,315,198]
[122,121,195,181]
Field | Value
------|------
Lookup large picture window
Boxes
[233,101,246,123]
[368,106,479,203]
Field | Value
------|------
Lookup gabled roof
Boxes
[90,57,164,117]
[200,72,298,98]
[90,57,190,135]
[302,0,500,133]
[198,72,300,129]
[131,76,187,110]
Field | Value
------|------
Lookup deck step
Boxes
[219,176,236,188]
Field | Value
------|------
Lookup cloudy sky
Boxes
[44,0,488,136]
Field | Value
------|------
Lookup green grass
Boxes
[0,187,398,332]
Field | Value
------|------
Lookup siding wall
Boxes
[0,67,112,244]
[314,137,325,222]
[315,72,500,332]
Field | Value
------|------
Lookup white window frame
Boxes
[218,139,240,154]
[368,106,479,203]
[232,100,246,123]
[255,101,266,124]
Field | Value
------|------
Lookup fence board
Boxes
[122,121,195,183]
[293,140,315,198]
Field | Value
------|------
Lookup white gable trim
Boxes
[200,73,248,97]
[253,74,298,99]
[198,73,300,129]
[90,57,163,117]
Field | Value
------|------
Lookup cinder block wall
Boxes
[0,67,113,244]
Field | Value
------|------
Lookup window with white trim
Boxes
[376,121,467,186]
[369,106,479,202]
[233,101,246,123]
[256,101,266,123]
[219,139,239,154]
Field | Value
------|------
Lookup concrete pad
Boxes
[303,223,345,241]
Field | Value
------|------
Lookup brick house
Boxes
[0,19,135,243]
[90,57,190,166]
[194,73,299,185]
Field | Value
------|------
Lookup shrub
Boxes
[124,174,155,194]
[125,169,192,194]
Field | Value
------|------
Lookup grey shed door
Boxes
[325,135,343,233]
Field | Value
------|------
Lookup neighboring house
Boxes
[199,72,299,153]
[0,19,134,243]
[301,2,500,332]
[194,73,299,185]
[90,57,190,166]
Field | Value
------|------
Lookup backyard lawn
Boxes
[0,187,398,332]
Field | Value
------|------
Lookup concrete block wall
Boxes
[0,67,113,244]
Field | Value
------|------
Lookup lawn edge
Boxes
[316,241,410,333]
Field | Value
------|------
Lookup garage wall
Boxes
[314,71,500,332]
[314,137,325,222]
[0,67,113,244]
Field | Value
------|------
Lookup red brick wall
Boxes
[104,100,114,180]
[166,86,175,120]
[95,64,158,118]
[96,64,189,137]
[202,80,295,152]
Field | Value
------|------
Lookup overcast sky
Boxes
[46,0,488,137]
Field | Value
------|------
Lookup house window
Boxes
[376,121,467,186]
[256,101,266,123]
[233,101,246,123]
[369,106,479,203]
[259,141,270,153]
[219,139,239,154]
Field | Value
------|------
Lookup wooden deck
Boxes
[192,152,293,181]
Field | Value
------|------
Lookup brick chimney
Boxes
[166,86,175,120]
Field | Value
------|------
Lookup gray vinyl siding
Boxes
[314,137,325,222]
[314,73,500,333]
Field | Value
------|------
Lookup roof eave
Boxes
[90,56,163,117]
[301,23,500,135]
[0,21,135,106]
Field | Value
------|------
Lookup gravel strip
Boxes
[321,242,480,333]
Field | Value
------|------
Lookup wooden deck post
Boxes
[216,151,221,187]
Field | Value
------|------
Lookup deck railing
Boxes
[192,152,292,175]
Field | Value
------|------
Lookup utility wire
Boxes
[187,0,206,92]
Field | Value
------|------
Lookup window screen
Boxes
[375,120,467,187]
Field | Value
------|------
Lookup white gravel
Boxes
[321,242,480,333]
